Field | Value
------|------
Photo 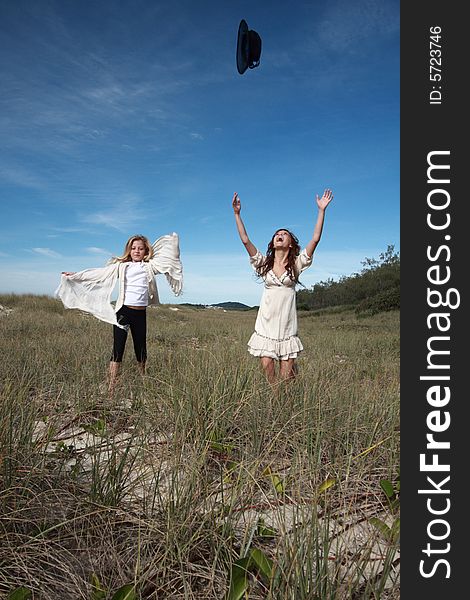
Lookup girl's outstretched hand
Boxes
[316,188,334,210]
[232,192,241,214]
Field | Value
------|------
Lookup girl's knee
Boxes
[261,358,274,370]
[280,359,296,379]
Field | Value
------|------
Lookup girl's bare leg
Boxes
[108,361,121,394]
[279,358,296,381]
[260,357,276,384]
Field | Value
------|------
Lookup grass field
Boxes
[0,294,400,599]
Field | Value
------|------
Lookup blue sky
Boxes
[0,0,399,306]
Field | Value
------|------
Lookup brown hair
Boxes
[256,229,301,283]
[114,235,153,263]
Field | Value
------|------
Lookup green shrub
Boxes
[355,286,400,316]
[297,245,400,314]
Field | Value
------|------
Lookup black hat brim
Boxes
[236,19,249,74]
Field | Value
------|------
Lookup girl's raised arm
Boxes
[305,188,333,258]
[232,192,257,257]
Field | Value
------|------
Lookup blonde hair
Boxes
[114,235,153,263]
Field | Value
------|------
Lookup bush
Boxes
[355,286,400,316]
[297,245,400,314]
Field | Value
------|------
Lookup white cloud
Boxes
[31,247,62,258]
[50,226,94,234]
[0,164,48,191]
[81,195,145,231]
[86,247,113,256]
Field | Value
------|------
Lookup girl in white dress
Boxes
[232,190,333,383]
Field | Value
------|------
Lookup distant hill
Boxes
[178,301,252,311]
[211,301,251,311]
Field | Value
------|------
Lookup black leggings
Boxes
[111,306,147,363]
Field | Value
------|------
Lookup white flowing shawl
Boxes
[150,233,183,296]
[55,233,183,327]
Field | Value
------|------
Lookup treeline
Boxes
[297,245,400,315]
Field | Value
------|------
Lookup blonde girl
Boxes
[57,232,183,392]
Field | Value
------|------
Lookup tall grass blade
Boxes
[110,584,136,600]
[249,547,274,582]
[7,588,32,600]
[90,573,107,600]
[318,478,336,493]
[227,557,251,600]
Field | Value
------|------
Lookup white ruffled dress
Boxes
[248,249,313,360]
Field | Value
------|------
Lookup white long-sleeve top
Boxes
[123,261,149,306]
[55,233,183,328]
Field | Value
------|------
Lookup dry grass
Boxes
[0,295,400,599]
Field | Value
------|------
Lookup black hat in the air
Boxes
[236,19,262,74]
